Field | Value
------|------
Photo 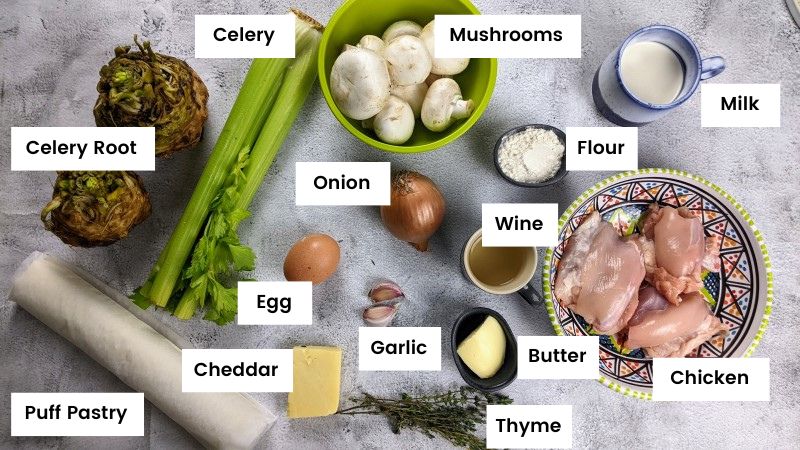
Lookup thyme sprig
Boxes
[337,387,513,450]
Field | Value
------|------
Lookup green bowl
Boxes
[318,0,497,153]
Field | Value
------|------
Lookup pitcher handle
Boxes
[518,282,544,306]
[700,56,725,80]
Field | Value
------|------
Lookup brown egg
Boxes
[283,233,340,285]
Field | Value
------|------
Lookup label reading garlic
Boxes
[237,281,312,326]
[10,127,155,171]
[358,327,441,371]
[295,161,391,206]
[194,15,295,58]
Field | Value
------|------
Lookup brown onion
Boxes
[380,170,446,251]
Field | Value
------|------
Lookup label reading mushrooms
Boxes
[194,15,295,58]
[433,15,581,59]
[10,127,155,171]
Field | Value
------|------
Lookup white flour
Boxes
[497,127,565,183]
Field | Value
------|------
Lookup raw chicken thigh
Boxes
[624,289,727,358]
[555,212,645,334]
[641,205,721,305]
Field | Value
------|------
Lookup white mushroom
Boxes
[382,20,422,43]
[357,35,385,54]
[383,35,432,86]
[420,20,470,75]
[420,78,474,132]
[373,96,415,145]
[330,47,391,120]
[390,82,428,118]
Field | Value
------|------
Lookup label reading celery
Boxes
[195,15,295,58]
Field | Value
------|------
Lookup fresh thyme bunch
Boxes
[338,386,513,450]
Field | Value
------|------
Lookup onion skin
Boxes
[380,171,445,251]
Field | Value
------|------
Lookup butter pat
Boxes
[456,316,506,379]
[288,346,342,418]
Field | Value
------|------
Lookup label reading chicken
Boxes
[517,336,599,380]
[653,358,770,401]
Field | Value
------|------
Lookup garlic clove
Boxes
[368,281,404,303]
[363,304,398,327]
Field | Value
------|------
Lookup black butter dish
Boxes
[451,307,517,392]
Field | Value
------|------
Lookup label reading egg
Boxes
[237,281,312,325]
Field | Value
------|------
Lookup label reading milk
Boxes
[517,336,599,380]
[434,15,581,58]
[652,357,770,402]
[195,15,295,58]
[296,162,391,206]
[701,84,780,127]
[565,127,638,171]
[237,281,312,325]
[481,203,559,247]
[10,127,155,171]
[182,349,293,392]
[11,392,144,436]
[359,327,441,371]
[487,405,573,449]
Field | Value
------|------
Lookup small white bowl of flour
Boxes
[493,124,567,187]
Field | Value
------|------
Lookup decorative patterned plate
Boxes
[542,169,772,399]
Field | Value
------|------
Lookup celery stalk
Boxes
[161,11,323,323]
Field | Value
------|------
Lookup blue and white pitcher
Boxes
[592,25,725,126]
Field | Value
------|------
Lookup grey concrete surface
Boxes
[1,0,799,448]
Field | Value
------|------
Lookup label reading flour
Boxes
[182,349,293,392]
[359,327,441,371]
[195,15,295,58]
[237,281,312,325]
[517,336,599,380]
[701,84,780,127]
[653,357,770,401]
[10,127,155,171]
[11,392,144,436]
[434,15,581,58]
[566,127,638,171]
[481,203,559,247]
[487,405,572,449]
[296,162,390,206]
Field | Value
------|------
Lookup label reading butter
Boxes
[11,392,144,436]
[195,15,295,58]
[237,281,312,325]
[487,405,572,449]
[653,357,770,402]
[701,84,780,127]
[296,162,390,206]
[481,203,559,247]
[434,15,581,58]
[10,127,155,171]
[517,336,599,380]
[566,127,638,171]
[181,349,293,392]
[359,327,441,371]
